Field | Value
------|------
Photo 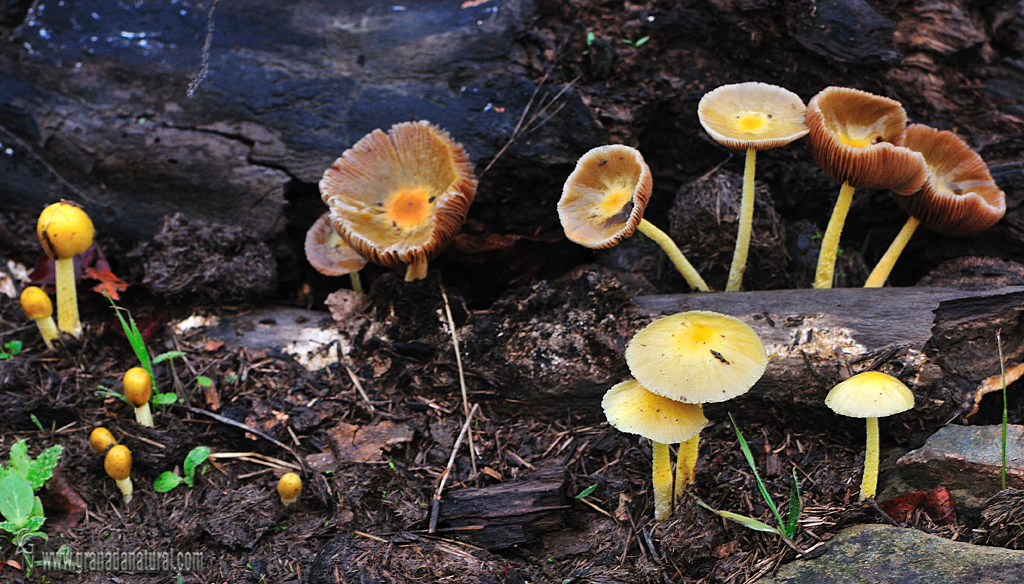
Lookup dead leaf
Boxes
[326,421,414,463]
[204,339,225,352]
[83,267,129,300]
[879,486,957,525]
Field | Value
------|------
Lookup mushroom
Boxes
[20,286,59,350]
[278,472,302,507]
[698,82,809,291]
[305,212,369,294]
[864,124,1006,287]
[602,379,707,520]
[319,121,477,282]
[36,201,95,337]
[804,87,926,288]
[123,367,154,427]
[559,144,710,291]
[90,427,117,455]
[625,311,768,500]
[824,371,914,501]
[104,444,133,504]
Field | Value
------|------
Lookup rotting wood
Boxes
[436,466,570,549]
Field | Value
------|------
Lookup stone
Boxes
[762,524,1024,584]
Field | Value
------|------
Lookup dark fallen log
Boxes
[436,466,570,550]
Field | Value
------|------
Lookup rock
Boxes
[885,424,1024,516]
[761,524,1024,584]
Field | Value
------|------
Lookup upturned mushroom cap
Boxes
[20,286,53,319]
[558,145,652,249]
[123,367,152,408]
[697,82,809,151]
[104,444,132,481]
[805,87,926,195]
[304,213,368,276]
[278,472,302,500]
[893,124,1006,236]
[625,311,768,404]
[37,201,95,260]
[319,121,477,277]
[90,427,117,454]
[602,379,708,444]
[825,371,914,418]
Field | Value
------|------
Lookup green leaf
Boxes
[786,468,802,538]
[695,498,781,535]
[196,376,214,387]
[25,515,45,532]
[152,393,179,406]
[574,485,596,500]
[729,414,785,530]
[634,35,650,47]
[0,475,35,527]
[30,414,44,433]
[586,31,595,45]
[31,495,43,519]
[153,351,184,364]
[0,520,19,534]
[183,447,211,486]
[27,445,63,490]
[9,440,30,478]
[153,472,185,493]
[5,340,22,356]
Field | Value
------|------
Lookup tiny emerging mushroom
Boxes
[20,286,59,350]
[90,427,117,455]
[864,124,1006,287]
[123,367,154,427]
[824,371,915,501]
[319,121,477,282]
[697,82,809,292]
[278,472,302,507]
[36,201,95,338]
[558,144,710,291]
[305,212,369,294]
[104,444,133,504]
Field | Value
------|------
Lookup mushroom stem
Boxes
[134,403,154,427]
[54,257,83,337]
[860,416,880,501]
[813,182,856,289]
[115,476,133,504]
[864,216,920,288]
[674,432,700,502]
[405,257,428,281]
[350,271,364,295]
[726,148,757,292]
[33,316,59,350]
[637,219,710,292]
[652,441,674,521]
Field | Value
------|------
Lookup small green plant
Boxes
[0,440,64,575]
[574,485,596,500]
[0,340,22,360]
[153,446,210,492]
[696,415,801,543]
[582,31,595,55]
[621,35,650,48]
[106,295,178,406]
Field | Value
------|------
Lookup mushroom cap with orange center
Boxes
[698,82,809,151]
[893,124,1005,236]
[805,87,926,195]
[602,379,708,444]
[825,371,914,418]
[319,121,477,272]
[305,213,368,276]
[558,145,652,249]
[20,286,53,319]
[37,201,95,260]
[625,311,768,404]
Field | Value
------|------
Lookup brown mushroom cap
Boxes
[557,145,652,249]
[319,121,477,273]
[805,87,926,195]
[893,124,1006,236]
[602,379,708,444]
[697,82,809,151]
[305,213,369,276]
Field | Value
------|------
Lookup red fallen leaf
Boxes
[28,243,112,286]
[37,467,88,530]
[83,267,130,301]
[879,486,957,525]
[204,339,225,352]
[5,559,22,571]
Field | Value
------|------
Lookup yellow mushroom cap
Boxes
[825,371,915,418]
[123,367,152,408]
[277,472,302,500]
[602,379,708,444]
[104,444,132,481]
[304,212,369,276]
[805,87,926,195]
[319,121,477,273]
[697,82,809,151]
[90,427,117,454]
[20,286,53,319]
[37,201,95,260]
[625,311,768,404]
[557,144,652,249]
[894,124,1006,236]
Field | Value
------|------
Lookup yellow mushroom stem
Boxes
[860,416,880,501]
[726,148,757,292]
[813,182,856,289]
[134,403,154,427]
[405,257,428,282]
[350,271,364,295]
[674,432,700,503]
[864,216,920,288]
[652,441,674,521]
[637,219,711,292]
[33,315,59,350]
[54,257,83,338]
[116,476,134,504]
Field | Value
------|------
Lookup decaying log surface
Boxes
[436,466,570,550]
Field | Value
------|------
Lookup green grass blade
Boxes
[695,497,781,535]
[786,467,802,538]
[729,413,785,529]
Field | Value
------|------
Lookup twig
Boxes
[175,404,307,472]
[338,344,374,412]
[187,0,220,97]
[440,283,476,475]
[428,403,480,533]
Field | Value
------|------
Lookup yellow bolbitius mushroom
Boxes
[90,427,117,455]
[123,367,154,427]
[104,444,133,504]
[20,286,59,350]
[278,472,302,506]
[36,201,95,338]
